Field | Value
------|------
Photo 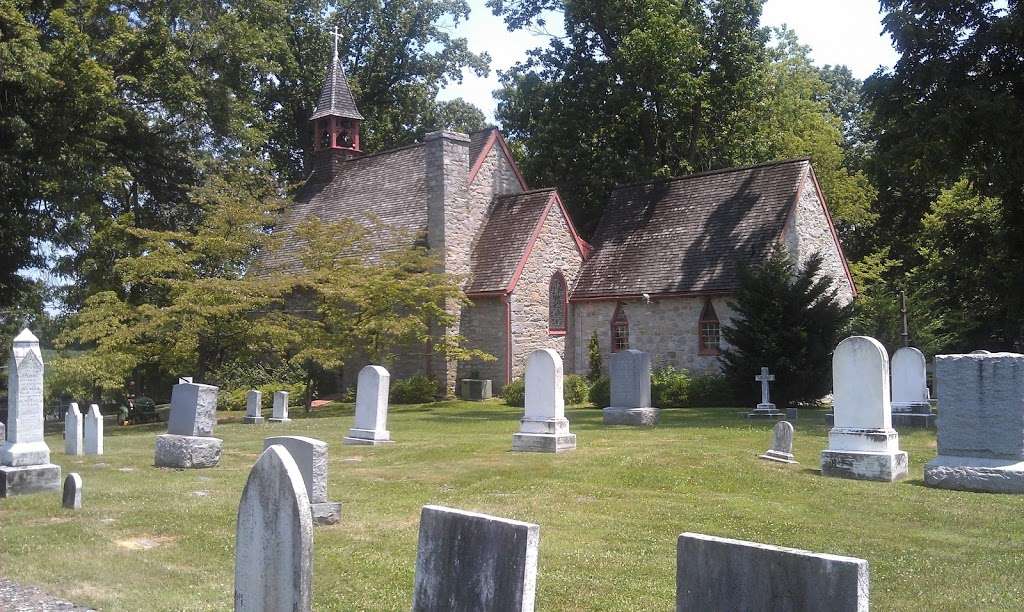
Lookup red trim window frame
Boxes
[611,303,629,352]
[698,298,721,356]
[548,271,568,335]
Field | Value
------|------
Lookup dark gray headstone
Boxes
[412,505,539,612]
[676,533,868,612]
[62,473,82,510]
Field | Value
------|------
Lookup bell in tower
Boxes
[310,27,364,177]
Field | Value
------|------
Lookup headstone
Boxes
[270,391,291,423]
[970,349,991,355]
[924,353,1024,493]
[460,378,493,401]
[603,349,658,426]
[820,336,908,482]
[676,533,869,612]
[155,382,223,468]
[343,366,392,445]
[243,390,264,424]
[0,329,61,497]
[62,473,82,510]
[64,403,84,456]
[512,349,576,452]
[746,367,784,420]
[234,445,312,612]
[84,403,103,455]
[759,421,797,464]
[264,436,341,525]
[0,421,5,442]
[890,346,934,427]
[412,505,539,612]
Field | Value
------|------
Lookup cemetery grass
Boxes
[1,403,1022,611]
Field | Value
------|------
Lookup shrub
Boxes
[587,332,603,382]
[651,366,691,408]
[588,375,610,408]
[563,374,590,405]
[221,382,306,412]
[389,375,440,404]
[687,374,735,407]
[503,378,525,407]
[210,360,308,411]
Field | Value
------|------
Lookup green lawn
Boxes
[0,401,1021,610]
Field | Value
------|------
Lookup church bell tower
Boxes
[310,27,363,177]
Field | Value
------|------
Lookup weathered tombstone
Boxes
[0,421,5,442]
[970,349,991,355]
[155,382,223,468]
[343,366,392,445]
[264,436,341,525]
[890,346,934,427]
[62,473,82,510]
[84,404,103,455]
[460,378,493,401]
[821,336,908,482]
[513,349,576,452]
[412,505,539,612]
[64,402,84,456]
[759,421,797,464]
[746,367,784,420]
[270,391,291,423]
[0,329,61,497]
[234,445,312,612]
[603,349,658,426]
[924,352,1024,493]
[243,390,264,424]
[676,533,869,612]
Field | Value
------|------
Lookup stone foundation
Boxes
[759,449,797,464]
[924,456,1024,494]
[821,449,908,482]
[513,416,576,453]
[603,407,659,426]
[0,463,61,497]
[154,434,222,468]
[343,428,392,445]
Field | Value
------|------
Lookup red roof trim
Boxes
[467,129,529,191]
[504,193,557,293]
[807,166,858,297]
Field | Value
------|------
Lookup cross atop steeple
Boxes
[332,25,341,61]
[309,25,364,172]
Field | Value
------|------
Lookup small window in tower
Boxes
[611,304,629,352]
[549,272,567,333]
[699,298,721,355]
[338,129,351,147]
[320,130,331,148]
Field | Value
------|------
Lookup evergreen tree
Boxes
[720,250,852,409]
[587,331,602,382]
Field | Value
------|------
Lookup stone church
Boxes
[261,52,856,393]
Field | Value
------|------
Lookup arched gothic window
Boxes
[611,304,629,352]
[548,271,567,333]
[698,298,721,355]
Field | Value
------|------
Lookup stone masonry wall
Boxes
[570,297,737,377]
[509,202,584,380]
[456,297,508,390]
[781,173,855,304]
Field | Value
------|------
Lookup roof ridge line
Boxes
[494,187,556,199]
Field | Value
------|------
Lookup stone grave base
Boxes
[602,406,659,426]
[343,428,392,445]
[890,407,935,428]
[0,463,61,497]
[924,455,1024,494]
[154,434,222,468]
[311,501,343,525]
[242,415,265,424]
[268,417,291,423]
[743,409,785,420]
[512,432,577,453]
[821,449,908,482]
[759,449,798,464]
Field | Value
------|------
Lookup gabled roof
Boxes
[467,127,528,189]
[573,158,813,299]
[466,189,555,294]
[255,144,428,274]
[310,55,363,121]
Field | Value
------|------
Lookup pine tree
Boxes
[720,250,853,409]
[587,331,602,382]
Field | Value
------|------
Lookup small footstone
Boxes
[62,473,82,510]
[759,421,797,464]
[412,505,539,612]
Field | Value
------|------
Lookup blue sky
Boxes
[438,0,901,122]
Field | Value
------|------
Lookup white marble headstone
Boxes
[525,348,564,420]
[263,436,328,504]
[234,445,312,612]
[344,366,391,444]
[65,403,83,456]
[84,404,103,455]
[271,391,290,422]
[247,390,262,418]
[891,347,929,411]
[0,329,51,466]
[832,336,891,430]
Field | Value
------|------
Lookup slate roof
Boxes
[310,56,363,120]
[469,127,496,169]
[255,144,428,274]
[466,189,556,293]
[573,158,811,299]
